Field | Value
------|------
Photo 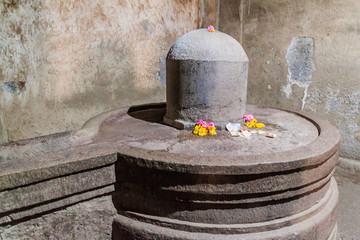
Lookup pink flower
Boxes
[197,119,208,128]
[243,114,254,122]
[208,122,215,128]
[201,122,208,128]
[208,25,215,32]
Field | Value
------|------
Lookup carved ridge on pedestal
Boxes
[113,178,338,239]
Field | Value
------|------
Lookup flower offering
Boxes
[193,120,217,136]
[243,114,265,128]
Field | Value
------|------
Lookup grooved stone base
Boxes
[113,179,338,240]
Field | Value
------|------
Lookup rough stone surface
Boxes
[286,37,315,87]
[108,105,338,239]
[165,29,249,128]
[0,146,117,191]
[113,179,338,239]
[284,37,315,110]
[167,29,248,61]
[0,0,358,164]
[1,81,25,95]
[199,0,219,29]
[0,195,117,240]
[0,0,201,143]
[218,0,360,161]
[0,165,115,214]
[1,162,357,240]
[0,185,114,226]
[92,104,338,167]
[49,104,337,239]
[0,104,339,173]
[0,104,340,239]
[165,60,248,129]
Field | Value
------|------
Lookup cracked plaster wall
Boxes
[0,0,214,143]
[219,0,360,161]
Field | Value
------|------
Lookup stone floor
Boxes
[334,162,360,240]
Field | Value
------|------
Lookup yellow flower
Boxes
[245,119,257,127]
[243,115,265,129]
[244,122,252,128]
[193,124,201,135]
[198,126,208,136]
[208,126,217,135]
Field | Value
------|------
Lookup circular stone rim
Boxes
[111,104,340,175]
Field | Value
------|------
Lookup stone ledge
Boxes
[0,185,114,226]
[0,151,117,191]
[0,153,117,226]
[0,164,115,214]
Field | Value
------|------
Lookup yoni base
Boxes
[112,179,338,240]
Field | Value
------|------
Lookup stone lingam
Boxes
[0,29,339,240]
[164,29,248,129]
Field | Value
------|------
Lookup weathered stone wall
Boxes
[219,0,360,161]
[0,0,203,143]
[3,0,357,162]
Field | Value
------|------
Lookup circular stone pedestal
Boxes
[88,104,339,240]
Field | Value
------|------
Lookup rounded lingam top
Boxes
[167,29,248,62]
[164,28,249,130]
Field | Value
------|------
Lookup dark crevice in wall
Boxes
[2,81,26,95]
